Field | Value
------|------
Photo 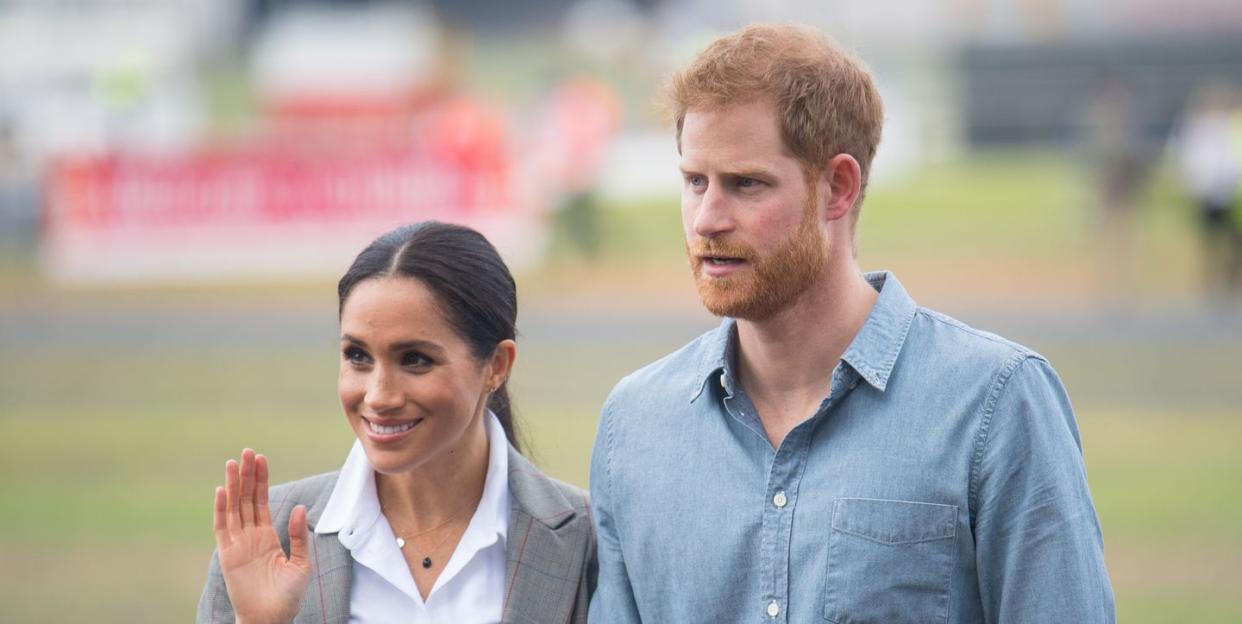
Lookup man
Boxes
[589,23,1115,623]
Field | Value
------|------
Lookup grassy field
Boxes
[1,151,1240,621]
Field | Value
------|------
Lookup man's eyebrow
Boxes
[729,168,777,179]
[678,164,779,178]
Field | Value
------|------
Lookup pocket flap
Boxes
[831,498,957,545]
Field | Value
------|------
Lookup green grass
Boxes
[1083,408,1242,544]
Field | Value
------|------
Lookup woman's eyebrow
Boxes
[388,340,446,356]
[340,334,445,356]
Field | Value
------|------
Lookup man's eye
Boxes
[737,177,759,188]
[685,175,706,187]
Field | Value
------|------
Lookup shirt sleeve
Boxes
[972,356,1116,623]
[587,397,644,624]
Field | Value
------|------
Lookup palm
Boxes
[214,450,312,624]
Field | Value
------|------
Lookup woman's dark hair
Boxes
[338,221,521,453]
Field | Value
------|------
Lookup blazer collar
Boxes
[506,446,579,529]
[304,476,339,532]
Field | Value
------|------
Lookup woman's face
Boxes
[338,276,506,476]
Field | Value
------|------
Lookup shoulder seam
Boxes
[603,396,618,507]
[918,308,1041,358]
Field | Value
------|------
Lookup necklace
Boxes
[408,521,463,570]
[385,504,472,569]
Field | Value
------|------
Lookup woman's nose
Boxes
[364,370,404,413]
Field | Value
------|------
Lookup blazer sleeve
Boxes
[196,549,236,624]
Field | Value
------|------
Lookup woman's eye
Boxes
[402,352,433,368]
[344,347,370,366]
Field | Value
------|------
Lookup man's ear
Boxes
[819,154,862,223]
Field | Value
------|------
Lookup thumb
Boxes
[286,505,310,569]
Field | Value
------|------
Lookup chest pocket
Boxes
[823,498,957,624]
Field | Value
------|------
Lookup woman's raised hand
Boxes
[213,449,312,624]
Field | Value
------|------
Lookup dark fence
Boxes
[960,35,1242,147]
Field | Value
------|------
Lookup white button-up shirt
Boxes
[316,412,510,623]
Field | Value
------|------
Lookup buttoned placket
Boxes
[722,363,861,622]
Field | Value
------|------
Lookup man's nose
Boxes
[692,185,735,239]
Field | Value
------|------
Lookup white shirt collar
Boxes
[316,411,511,593]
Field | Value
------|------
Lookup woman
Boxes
[197,222,596,623]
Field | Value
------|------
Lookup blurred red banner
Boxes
[40,130,540,283]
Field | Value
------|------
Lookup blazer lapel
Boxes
[294,476,353,624]
[501,448,590,624]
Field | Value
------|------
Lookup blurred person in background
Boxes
[534,75,622,260]
[1083,75,1150,301]
[1173,80,1242,299]
[198,222,595,624]
[589,23,1114,624]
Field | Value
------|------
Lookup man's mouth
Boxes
[703,256,745,266]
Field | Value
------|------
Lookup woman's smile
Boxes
[362,417,425,442]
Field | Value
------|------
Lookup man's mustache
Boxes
[688,238,755,261]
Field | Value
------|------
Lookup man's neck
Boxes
[735,265,878,447]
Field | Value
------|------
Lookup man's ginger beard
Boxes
[687,193,827,321]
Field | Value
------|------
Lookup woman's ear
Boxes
[487,339,517,390]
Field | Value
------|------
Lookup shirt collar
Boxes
[689,270,917,401]
[841,271,918,391]
[315,411,511,545]
[473,410,510,544]
[315,437,379,536]
[689,317,736,403]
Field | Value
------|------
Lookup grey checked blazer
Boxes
[197,446,597,624]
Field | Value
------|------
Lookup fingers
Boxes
[239,449,256,528]
[255,453,272,528]
[219,449,271,538]
[213,486,232,549]
[287,505,309,567]
[224,458,241,532]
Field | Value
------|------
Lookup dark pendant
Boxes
[422,557,432,569]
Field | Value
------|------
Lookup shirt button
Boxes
[773,491,788,508]
[719,375,726,389]
[767,600,780,618]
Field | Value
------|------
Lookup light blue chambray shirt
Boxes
[589,272,1114,624]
